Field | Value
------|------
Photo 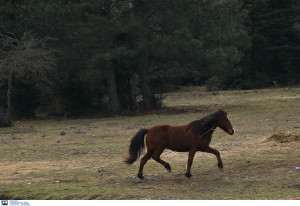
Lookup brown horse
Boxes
[124,109,235,179]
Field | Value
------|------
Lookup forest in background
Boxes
[0,0,299,121]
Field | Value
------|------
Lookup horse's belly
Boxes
[166,145,190,152]
[166,137,192,152]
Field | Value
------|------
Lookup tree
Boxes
[1,0,297,117]
[196,0,250,90]
[0,31,55,126]
[243,0,300,88]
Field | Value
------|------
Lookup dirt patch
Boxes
[265,132,300,143]
[1,126,37,134]
[0,160,82,184]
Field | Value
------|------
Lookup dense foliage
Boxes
[0,0,299,118]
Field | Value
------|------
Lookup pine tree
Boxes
[244,0,300,87]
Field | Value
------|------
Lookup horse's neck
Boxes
[199,127,215,137]
[199,122,217,135]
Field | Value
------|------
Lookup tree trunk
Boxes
[106,61,121,112]
[6,62,14,126]
[139,53,153,109]
[7,72,13,115]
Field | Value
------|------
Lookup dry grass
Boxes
[265,132,300,143]
[0,86,300,199]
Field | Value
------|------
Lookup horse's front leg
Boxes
[202,146,223,171]
[185,149,196,178]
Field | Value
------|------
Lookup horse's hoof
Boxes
[218,163,224,172]
[165,164,172,173]
[185,173,193,178]
[137,174,144,180]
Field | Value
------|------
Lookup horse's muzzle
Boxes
[230,129,235,135]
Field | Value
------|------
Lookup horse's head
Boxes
[216,109,235,135]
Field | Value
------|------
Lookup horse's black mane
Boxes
[188,111,220,134]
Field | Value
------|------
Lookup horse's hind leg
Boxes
[137,149,154,180]
[152,148,172,173]
[155,158,172,173]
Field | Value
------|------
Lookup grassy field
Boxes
[0,87,299,199]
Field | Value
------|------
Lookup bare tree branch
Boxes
[0,31,57,126]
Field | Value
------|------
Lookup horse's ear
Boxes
[218,108,226,115]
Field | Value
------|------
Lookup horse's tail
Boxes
[124,128,148,165]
